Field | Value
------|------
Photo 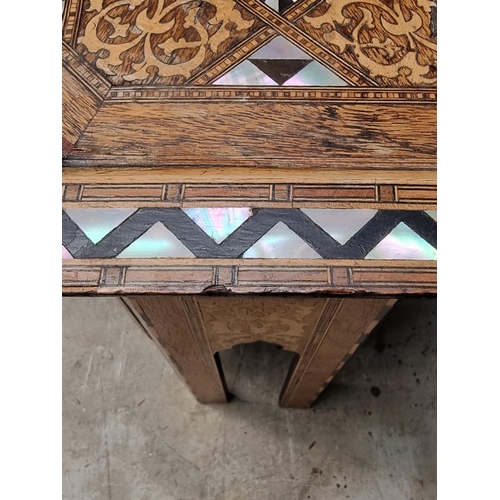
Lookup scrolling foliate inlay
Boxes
[297,0,437,86]
[197,298,326,353]
[77,0,262,85]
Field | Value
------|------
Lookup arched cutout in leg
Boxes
[123,296,395,408]
[218,341,296,404]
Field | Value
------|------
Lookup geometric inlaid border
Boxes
[63,0,436,89]
[62,0,84,46]
[62,259,437,295]
[233,0,378,86]
[62,183,437,207]
[106,86,436,103]
[189,0,328,85]
[62,41,111,100]
[62,208,437,259]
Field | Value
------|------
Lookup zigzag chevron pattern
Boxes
[62,209,437,260]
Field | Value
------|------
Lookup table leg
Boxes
[279,298,397,408]
[123,296,396,408]
[122,296,229,404]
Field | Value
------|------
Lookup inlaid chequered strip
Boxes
[62,181,437,207]
[62,41,111,99]
[62,0,84,45]
[105,86,436,102]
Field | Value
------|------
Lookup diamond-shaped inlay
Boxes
[365,223,437,260]
[117,222,195,258]
[65,208,136,244]
[295,0,436,86]
[182,208,252,244]
[214,36,349,86]
[243,221,321,258]
[66,0,436,88]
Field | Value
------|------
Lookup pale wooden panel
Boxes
[124,296,229,404]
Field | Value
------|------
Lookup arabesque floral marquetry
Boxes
[76,0,263,85]
[68,0,437,87]
[298,0,437,86]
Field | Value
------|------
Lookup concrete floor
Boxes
[62,297,436,500]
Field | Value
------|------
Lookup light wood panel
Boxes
[122,295,396,407]
[123,296,229,404]
[62,166,436,185]
[280,297,395,407]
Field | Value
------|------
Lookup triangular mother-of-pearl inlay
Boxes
[243,221,321,258]
[365,223,437,260]
[213,60,278,86]
[214,35,349,87]
[251,59,311,85]
[283,60,349,86]
[182,208,252,244]
[62,245,73,259]
[426,210,437,221]
[301,209,377,244]
[65,208,136,244]
[249,36,312,60]
[117,222,195,258]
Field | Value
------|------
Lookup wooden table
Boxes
[62,0,436,408]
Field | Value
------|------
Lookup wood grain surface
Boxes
[62,166,436,187]
[279,297,396,407]
[62,65,103,149]
[62,0,437,408]
[64,100,435,169]
[122,295,396,407]
[123,296,229,403]
[62,0,437,297]
[62,42,110,153]
[62,259,436,295]
[197,297,329,354]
